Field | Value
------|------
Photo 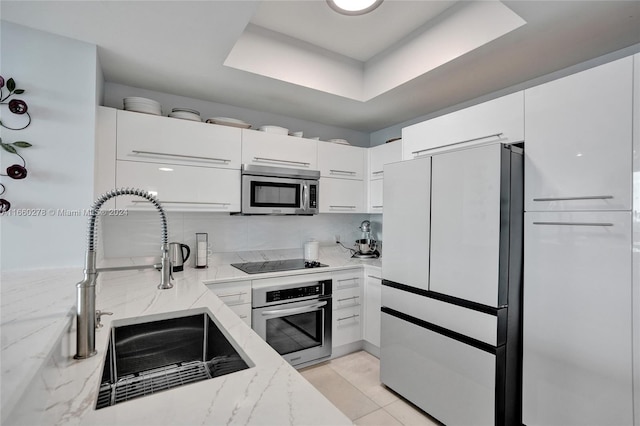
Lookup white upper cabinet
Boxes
[114,161,240,211]
[368,142,402,213]
[116,110,241,169]
[382,156,431,290]
[402,92,524,160]
[319,178,365,213]
[241,129,318,170]
[369,142,402,180]
[524,56,633,212]
[317,143,365,180]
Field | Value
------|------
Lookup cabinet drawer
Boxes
[332,305,362,347]
[381,312,495,425]
[382,284,498,346]
[227,303,251,326]
[332,270,361,291]
[116,110,241,169]
[333,286,362,310]
[317,143,365,180]
[206,280,252,306]
[114,161,240,211]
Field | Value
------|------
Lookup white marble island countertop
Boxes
[1,246,375,425]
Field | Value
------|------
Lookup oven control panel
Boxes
[265,279,331,303]
[267,284,321,303]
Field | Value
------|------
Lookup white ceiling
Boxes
[2,1,640,133]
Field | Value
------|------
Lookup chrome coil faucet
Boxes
[75,188,172,359]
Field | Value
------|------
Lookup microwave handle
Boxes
[302,183,309,212]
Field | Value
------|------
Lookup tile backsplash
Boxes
[100,212,381,264]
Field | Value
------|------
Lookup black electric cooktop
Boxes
[230,258,328,274]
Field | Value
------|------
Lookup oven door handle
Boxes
[260,301,327,316]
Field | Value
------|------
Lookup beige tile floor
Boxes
[300,351,441,426]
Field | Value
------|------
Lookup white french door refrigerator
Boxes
[380,142,524,426]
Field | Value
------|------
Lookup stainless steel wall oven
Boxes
[252,274,332,367]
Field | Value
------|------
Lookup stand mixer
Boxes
[353,220,380,258]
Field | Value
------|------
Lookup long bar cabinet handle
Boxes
[218,292,248,298]
[372,171,384,175]
[337,296,360,302]
[253,157,310,166]
[532,222,614,227]
[131,150,231,163]
[131,201,230,206]
[330,205,356,209]
[337,314,360,322]
[532,195,614,202]
[412,133,504,156]
[330,169,356,175]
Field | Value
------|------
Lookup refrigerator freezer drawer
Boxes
[382,284,500,346]
[380,312,496,425]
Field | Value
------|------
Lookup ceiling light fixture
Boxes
[327,0,383,16]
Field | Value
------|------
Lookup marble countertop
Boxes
[1,245,380,425]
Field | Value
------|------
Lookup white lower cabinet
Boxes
[363,268,381,348]
[523,211,633,425]
[115,161,240,211]
[381,312,496,425]
[206,280,252,326]
[332,269,363,348]
[319,178,365,213]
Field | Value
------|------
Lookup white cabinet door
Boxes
[116,110,241,169]
[115,161,240,212]
[369,142,402,180]
[319,178,365,213]
[363,269,382,348]
[317,143,365,180]
[369,179,383,213]
[402,92,524,160]
[524,56,633,211]
[523,211,633,426]
[429,144,502,307]
[382,156,431,290]
[241,129,318,170]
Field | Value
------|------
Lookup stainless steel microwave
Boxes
[240,164,319,215]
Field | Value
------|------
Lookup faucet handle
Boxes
[95,310,113,329]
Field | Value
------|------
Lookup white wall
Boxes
[0,21,98,270]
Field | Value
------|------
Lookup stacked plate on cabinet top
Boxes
[123,97,162,115]
[259,125,289,135]
[168,107,201,122]
[205,117,251,128]
[327,138,350,145]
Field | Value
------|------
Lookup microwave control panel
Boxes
[309,184,318,209]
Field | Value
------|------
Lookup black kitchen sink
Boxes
[96,309,252,409]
